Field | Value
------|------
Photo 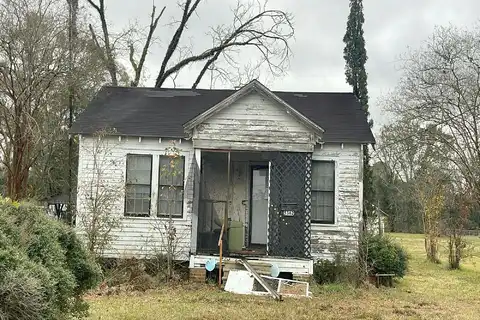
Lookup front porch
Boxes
[194,150,313,260]
[189,254,313,282]
[184,81,325,266]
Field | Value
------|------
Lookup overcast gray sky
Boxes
[102,0,479,130]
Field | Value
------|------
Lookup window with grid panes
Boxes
[311,161,335,224]
[158,155,185,217]
[125,154,152,216]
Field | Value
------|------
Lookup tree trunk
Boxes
[7,136,30,200]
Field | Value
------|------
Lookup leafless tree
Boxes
[0,0,109,200]
[77,130,124,256]
[0,0,69,200]
[374,119,451,184]
[86,0,165,86]
[386,25,480,205]
[67,0,79,216]
[128,5,166,87]
[373,115,453,235]
[375,24,480,261]
[443,187,473,269]
[85,0,293,88]
[157,0,293,88]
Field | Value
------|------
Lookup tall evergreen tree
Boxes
[343,0,375,228]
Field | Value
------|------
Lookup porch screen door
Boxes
[267,152,312,258]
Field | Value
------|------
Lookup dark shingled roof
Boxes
[71,86,375,144]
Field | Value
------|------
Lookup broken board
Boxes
[224,270,255,295]
[235,259,282,300]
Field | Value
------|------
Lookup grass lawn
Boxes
[86,233,480,320]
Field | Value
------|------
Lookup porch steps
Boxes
[221,259,272,284]
[190,254,313,283]
[223,259,272,275]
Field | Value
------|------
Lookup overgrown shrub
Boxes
[361,234,408,277]
[101,257,156,292]
[0,198,102,320]
[313,259,339,284]
[313,251,359,285]
[99,254,189,294]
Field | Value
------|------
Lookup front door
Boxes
[250,167,268,245]
[268,152,312,258]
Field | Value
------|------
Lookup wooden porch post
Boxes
[224,151,231,230]
[218,151,230,287]
[191,148,202,254]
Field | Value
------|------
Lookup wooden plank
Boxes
[209,114,307,127]
[199,123,307,133]
[236,259,282,300]
[198,129,312,140]
[190,255,313,274]
[215,108,291,117]
[197,134,312,145]
[200,124,306,133]
[193,139,314,153]
[201,118,304,128]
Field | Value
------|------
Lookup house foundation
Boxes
[188,254,313,283]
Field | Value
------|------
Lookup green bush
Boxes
[361,234,408,278]
[0,198,102,319]
[102,257,156,291]
[313,250,359,285]
[313,259,339,284]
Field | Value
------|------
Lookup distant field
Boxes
[87,233,480,320]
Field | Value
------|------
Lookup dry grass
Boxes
[86,233,480,320]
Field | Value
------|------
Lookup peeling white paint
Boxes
[193,92,316,152]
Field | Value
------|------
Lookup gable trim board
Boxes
[184,79,324,139]
[185,81,324,153]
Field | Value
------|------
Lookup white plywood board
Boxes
[224,270,255,295]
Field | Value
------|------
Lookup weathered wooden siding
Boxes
[192,92,316,152]
[76,134,363,263]
[311,143,362,261]
[76,136,195,260]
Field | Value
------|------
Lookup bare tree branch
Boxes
[380,25,480,205]
[155,0,293,88]
[155,0,202,87]
[86,0,118,85]
[129,4,165,87]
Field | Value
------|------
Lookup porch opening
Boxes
[197,151,270,256]
[196,150,312,258]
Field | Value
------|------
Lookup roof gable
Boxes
[184,80,324,138]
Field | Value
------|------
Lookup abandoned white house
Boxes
[71,80,375,279]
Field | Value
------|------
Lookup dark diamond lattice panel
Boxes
[268,152,312,258]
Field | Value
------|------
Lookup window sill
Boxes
[124,214,150,218]
[311,222,340,229]
[122,215,187,221]
[156,215,185,220]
